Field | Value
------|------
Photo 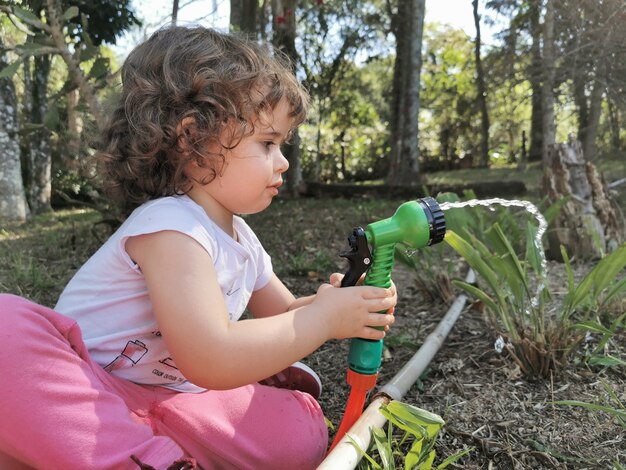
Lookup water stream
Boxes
[438,198,549,309]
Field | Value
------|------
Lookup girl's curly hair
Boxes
[95,26,308,215]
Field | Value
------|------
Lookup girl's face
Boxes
[195,99,292,217]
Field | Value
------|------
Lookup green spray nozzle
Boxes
[365,198,446,249]
[343,197,446,374]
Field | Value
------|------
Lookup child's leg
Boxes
[148,383,328,470]
[0,294,186,470]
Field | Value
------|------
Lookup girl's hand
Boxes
[327,272,397,315]
[312,282,397,341]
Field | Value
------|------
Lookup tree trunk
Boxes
[473,0,490,168]
[607,97,621,151]
[528,0,543,162]
[543,138,624,260]
[580,79,603,161]
[386,0,425,185]
[0,41,30,222]
[171,0,179,25]
[540,0,556,167]
[66,88,82,159]
[314,117,322,182]
[26,54,53,214]
[230,0,258,35]
[518,130,528,171]
[271,0,303,196]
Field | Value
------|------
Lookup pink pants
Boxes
[0,294,327,469]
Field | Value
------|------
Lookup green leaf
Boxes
[490,255,525,303]
[404,438,421,469]
[89,57,110,80]
[589,243,626,299]
[492,222,529,300]
[417,449,436,469]
[381,401,443,443]
[525,222,543,277]
[587,355,626,367]
[12,6,40,24]
[556,400,626,420]
[453,280,499,313]
[63,6,80,21]
[600,378,626,410]
[564,244,626,315]
[436,447,474,469]
[593,312,626,354]
[16,42,50,55]
[572,321,612,335]
[371,427,394,469]
[602,277,626,307]
[0,60,21,78]
[561,245,575,295]
[347,434,382,469]
[79,45,98,63]
[385,401,444,427]
[445,231,501,296]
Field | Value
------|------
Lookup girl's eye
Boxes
[263,141,274,149]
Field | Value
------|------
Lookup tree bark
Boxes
[271,0,303,196]
[0,40,30,222]
[26,53,53,214]
[66,88,82,159]
[580,79,603,161]
[607,97,621,151]
[473,0,490,168]
[540,0,556,167]
[386,0,425,185]
[528,0,543,162]
[543,138,624,260]
[171,0,179,25]
[230,0,258,35]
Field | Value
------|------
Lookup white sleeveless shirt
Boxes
[55,195,272,392]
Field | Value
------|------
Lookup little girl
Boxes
[0,26,396,469]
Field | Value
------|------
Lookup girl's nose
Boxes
[275,148,290,173]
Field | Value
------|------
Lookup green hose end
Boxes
[365,198,446,250]
[348,338,383,375]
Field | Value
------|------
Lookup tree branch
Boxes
[44,0,105,128]
[0,5,52,33]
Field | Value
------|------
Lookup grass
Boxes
[0,209,102,306]
[426,161,544,194]
[425,151,626,209]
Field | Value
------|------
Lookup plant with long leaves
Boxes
[446,218,626,377]
[351,401,472,469]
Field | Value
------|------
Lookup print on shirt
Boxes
[104,339,148,372]
[153,357,188,384]
[159,357,178,369]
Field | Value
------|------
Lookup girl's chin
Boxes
[238,200,273,215]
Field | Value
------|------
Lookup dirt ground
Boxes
[282,263,626,469]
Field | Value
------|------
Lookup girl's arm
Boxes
[246,274,317,318]
[248,274,395,318]
[126,230,395,391]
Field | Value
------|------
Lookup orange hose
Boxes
[328,369,378,452]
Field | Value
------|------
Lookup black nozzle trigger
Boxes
[339,227,372,287]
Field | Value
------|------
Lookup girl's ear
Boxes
[176,117,197,154]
